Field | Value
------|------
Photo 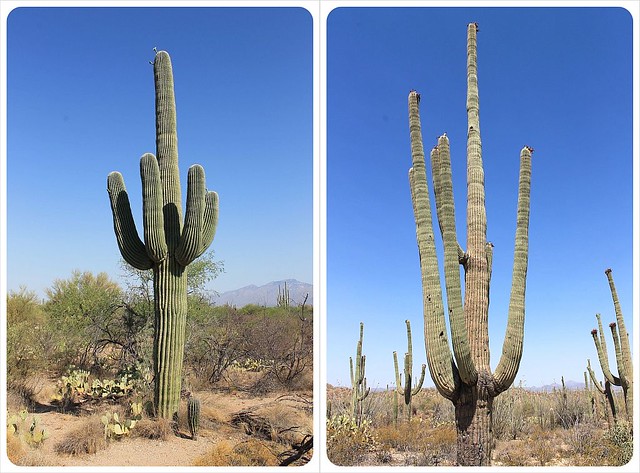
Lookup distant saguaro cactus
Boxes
[407,23,533,465]
[590,268,633,426]
[107,50,219,419]
[350,322,370,425]
[393,319,426,422]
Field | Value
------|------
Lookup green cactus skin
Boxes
[187,397,201,440]
[107,51,218,419]
[349,322,370,425]
[590,268,633,426]
[408,23,533,465]
[393,319,426,422]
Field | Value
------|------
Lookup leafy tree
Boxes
[6,287,50,378]
[43,270,135,370]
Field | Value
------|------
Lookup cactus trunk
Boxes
[407,23,532,465]
[107,51,218,420]
[153,259,188,418]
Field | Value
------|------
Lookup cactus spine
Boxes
[590,268,633,426]
[187,397,201,440]
[350,322,370,426]
[107,51,219,419]
[407,23,533,465]
[393,319,426,422]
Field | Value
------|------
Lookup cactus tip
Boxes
[591,329,598,335]
[605,268,612,275]
[609,322,616,328]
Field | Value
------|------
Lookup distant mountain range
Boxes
[212,279,313,308]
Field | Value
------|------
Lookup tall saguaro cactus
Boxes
[393,319,426,422]
[107,51,219,419]
[350,322,370,425]
[407,23,533,465]
[590,268,633,426]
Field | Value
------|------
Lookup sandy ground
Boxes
[8,389,313,467]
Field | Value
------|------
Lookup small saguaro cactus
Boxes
[393,319,426,422]
[107,50,219,420]
[187,396,201,440]
[589,268,633,426]
[407,23,533,465]
[350,322,370,425]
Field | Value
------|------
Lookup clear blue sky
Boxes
[5,7,313,297]
[327,7,635,388]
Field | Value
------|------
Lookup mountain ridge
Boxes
[212,279,313,307]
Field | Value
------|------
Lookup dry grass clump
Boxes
[6,431,27,465]
[130,417,173,440]
[54,416,108,456]
[193,439,278,466]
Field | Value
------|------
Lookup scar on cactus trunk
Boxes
[107,50,219,420]
[407,23,533,465]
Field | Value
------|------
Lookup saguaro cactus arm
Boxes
[430,138,476,386]
[586,359,606,395]
[494,145,533,392]
[107,172,154,270]
[605,269,632,384]
[176,165,219,266]
[140,152,168,263]
[408,91,460,401]
[591,314,621,386]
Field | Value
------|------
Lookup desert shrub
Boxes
[603,422,633,466]
[193,439,278,466]
[493,439,531,466]
[326,414,376,466]
[527,426,555,466]
[493,388,530,440]
[375,419,456,466]
[130,417,172,440]
[6,288,54,378]
[551,386,590,429]
[54,417,108,455]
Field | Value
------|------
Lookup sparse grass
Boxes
[54,416,108,456]
[130,417,173,440]
[193,439,279,466]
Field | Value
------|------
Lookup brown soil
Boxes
[8,388,313,467]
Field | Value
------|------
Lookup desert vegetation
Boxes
[327,382,632,467]
[6,269,313,466]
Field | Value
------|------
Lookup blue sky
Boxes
[4,7,313,297]
[326,7,636,388]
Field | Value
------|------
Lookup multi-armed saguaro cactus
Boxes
[393,319,426,422]
[349,322,370,425]
[107,51,219,419]
[589,268,633,426]
[586,358,617,428]
[407,23,533,465]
